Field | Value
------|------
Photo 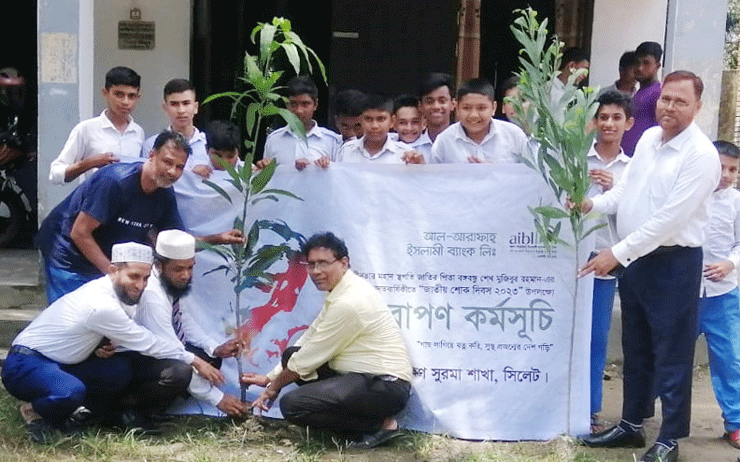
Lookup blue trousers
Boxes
[590,277,617,414]
[44,264,95,305]
[698,288,740,431]
[619,246,702,440]
[1,347,133,428]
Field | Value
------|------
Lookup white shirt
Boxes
[13,276,191,365]
[263,122,341,167]
[135,269,224,406]
[335,135,410,164]
[701,187,740,297]
[591,123,721,266]
[50,110,145,184]
[142,126,208,172]
[390,131,433,162]
[430,120,527,164]
[586,145,630,251]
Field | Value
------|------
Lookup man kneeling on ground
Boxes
[1,242,223,442]
[241,232,413,449]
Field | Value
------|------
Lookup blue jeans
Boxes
[44,264,96,304]
[590,277,617,414]
[698,288,740,431]
[1,347,133,428]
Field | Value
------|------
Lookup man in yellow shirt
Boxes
[242,232,413,449]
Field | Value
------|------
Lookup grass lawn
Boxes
[0,387,606,462]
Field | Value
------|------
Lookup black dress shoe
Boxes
[345,428,402,450]
[640,443,678,462]
[578,424,646,448]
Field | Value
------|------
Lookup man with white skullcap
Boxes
[135,230,247,417]
[1,242,224,442]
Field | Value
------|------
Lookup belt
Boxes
[8,345,42,357]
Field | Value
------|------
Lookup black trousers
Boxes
[119,352,192,412]
[619,246,702,440]
[278,347,411,435]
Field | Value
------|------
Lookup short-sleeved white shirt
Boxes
[335,135,410,164]
[263,122,341,168]
[430,119,527,164]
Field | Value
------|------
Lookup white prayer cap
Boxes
[155,229,196,260]
[111,242,154,265]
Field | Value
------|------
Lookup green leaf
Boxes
[281,43,301,75]
[276,108,307,141]
[260,188,304,201]
[534,206,569,219]
[251,195,279,205]
[203,264,231,276]
[259,23,278,67]
[581,222,607,240]
[202,179,233,204]
[251,158,276,195]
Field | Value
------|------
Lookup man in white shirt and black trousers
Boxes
[577,71,721,462]
[1,242,223,442]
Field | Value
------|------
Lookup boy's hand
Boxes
[192,164,213,178]
[589,169,614,190]
[255,158,274,170]
[467,155,491,164]
[402,150,426,164]
[704,261,734,282]
[315,156,331,169]
[295,158,311,170]
[86,152,120,169]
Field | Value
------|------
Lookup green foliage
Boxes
[726,0,740,68]
[508,8,603,250]
[203,17,327,165]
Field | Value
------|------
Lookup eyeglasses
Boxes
[302,259,339,271]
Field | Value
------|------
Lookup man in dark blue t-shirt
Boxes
[39,131,243,303]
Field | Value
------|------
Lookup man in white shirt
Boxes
[136,230,247,418]
[1,242,223,442]
[140,79,209,174]
[49,66,145,184]
[578,71,721,462]
[242,232,413,450]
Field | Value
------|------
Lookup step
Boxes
[0,308,40,348]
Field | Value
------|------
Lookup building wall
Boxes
[37,1,192,217]
[93,0,191,136]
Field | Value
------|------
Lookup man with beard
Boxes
[135,230,247,417]
[1,243,223,442]
[37,130,243,303]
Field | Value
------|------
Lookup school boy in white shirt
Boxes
[335,95,425,164]
[49,66,144,184]
[258,76,341,170]
[697,140,740,449]
[141,78,209,175]
[390,95,432,161]
[430,78,527,164]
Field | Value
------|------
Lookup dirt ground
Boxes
[581,364,739,462]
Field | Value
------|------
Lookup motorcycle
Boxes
[0,115,33,248]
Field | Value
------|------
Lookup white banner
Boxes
[171,163,594,440]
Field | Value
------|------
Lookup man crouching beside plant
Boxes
[241,232,413,450]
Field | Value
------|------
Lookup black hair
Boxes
[205,120,241,151]
[457,78,495,102]
[619,51,638,69]
[714,140,740,159]
[152,130,192,157]
[163,78,195,98]
[393,94,420,114]
[333,89,365,117]
[419,72,454,99]
[105,66,141,89]
[361,94,393,114]
[287,76,318,100]
[301,232,349,260]
[635,41,662,62]
[596,90,633,119]
[663,70,703,99]
[560,47,590,70]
